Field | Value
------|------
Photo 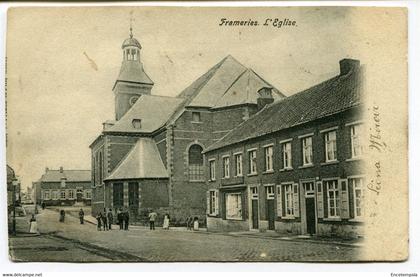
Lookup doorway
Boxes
[76,189,83,202]
[250,187,259,229]
[265,186,275,231]
[303,181,316,235]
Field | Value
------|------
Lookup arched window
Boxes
[188,144,204,181]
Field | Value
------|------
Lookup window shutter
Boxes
[316,181,324,218]
[215,190,219,215]
[276,185,282,218]
[206,190,210,215]
[340,179,350,219]
[293,183,300,217]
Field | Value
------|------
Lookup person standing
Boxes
[29,214,38,234]
[148,210,157,230]
[162,214,170,230]
[102,210,108,231]
[117,209,124,230]
[79,208,84,224]
[96,212,102,231]
[59,210,65,223]
[107,209,113,230]
[123,210,129,231]
[41,201,46,210]
[193,216,199,231]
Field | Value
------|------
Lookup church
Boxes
[89,28,285,226]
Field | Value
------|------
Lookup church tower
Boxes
[113,26,154,120]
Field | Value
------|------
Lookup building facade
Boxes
[39,167,92,206]
[90,28,285,225]
[204,59,365,238]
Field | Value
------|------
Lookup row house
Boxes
[203,59,365,238]
[38,167,92,206]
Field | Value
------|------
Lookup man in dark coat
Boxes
[123,210,129,231]
[107,209,113,230]
[102,211,108,231]
[79,208,84,224]
[117,208,124,230]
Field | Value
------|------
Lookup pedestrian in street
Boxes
[59,210,65,223]
[193,216,199,231]
[96,212,103,231]
[102,211,108,231]
[117,208,124,230]
[148,210,157,230]
[107,209,113,230]
[123,210,129,231]
[79,208,84,224]
[186,216,192,230]
[162,213,170,230]
[29,214,38,234]
[41,201,46,210]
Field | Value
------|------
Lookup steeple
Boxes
[113,25,154,121]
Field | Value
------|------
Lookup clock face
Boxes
[129,96,139,106]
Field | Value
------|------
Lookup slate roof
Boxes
[114,61,154,89]
[204,61,362,153]
[105,138,168,181]
[178,55,284,108]
[40,169,91,183]
[105,95,185,134]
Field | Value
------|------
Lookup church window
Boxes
[132,119,142,129]
[188,144,204,181]
[192,112,201,123]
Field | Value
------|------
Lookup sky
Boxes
[5,6,367,188]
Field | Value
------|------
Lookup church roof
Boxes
[205,60,362,153]
[178,55,285,108]
[40,169,91,183]
[105,95,185,134]
[105,138,168,181]
[122,37,142,49]
[114,61,154,88]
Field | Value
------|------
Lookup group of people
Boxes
[186,216,200,231]
[95,208,119,231]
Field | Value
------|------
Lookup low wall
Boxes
[207,217,249,232]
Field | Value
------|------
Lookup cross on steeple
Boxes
[129,12,134,38]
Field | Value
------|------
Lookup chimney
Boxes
[339,59,360,75]
[257,87,274,111]
[59,166,64,173]
[45,167,49,172]
[102,120,115,131]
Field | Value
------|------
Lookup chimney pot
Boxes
[59,166,63,173]
[339,59,360,75]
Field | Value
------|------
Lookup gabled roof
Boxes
[113,61,154,89]
[40,170,91,183]
[178,55,284,108]
[105,138,168,181]
[105,95,185,134]
[204,61,362,153]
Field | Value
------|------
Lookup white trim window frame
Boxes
[85,189,92,199]
[350,124,364,158]
[282,141,292,169]
[350,177,364,219]
[264,145,274,172]
[248,149,257,175]
[325,131,338,162]
[284,183,295,217]
[326,179,340,218]
[222,156,230,178]
[60,190,66,200]
[209,189,218,216]
[43,190,50,200]
[68,189,74,199]
[234,153,243,177]
[302,136,313,166]
[209,159,216,181]
[265,185,275,199]
[226,192,242,220]
[52,190,59,200]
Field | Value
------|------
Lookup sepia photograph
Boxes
[4,5,409,264]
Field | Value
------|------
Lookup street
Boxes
[9,206,361,262]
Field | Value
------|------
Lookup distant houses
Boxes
[36,167,92,207]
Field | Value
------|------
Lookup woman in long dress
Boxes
[162,214,170,230]
[29,214,38,234]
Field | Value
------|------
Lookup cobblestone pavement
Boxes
[10,207,361,262]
